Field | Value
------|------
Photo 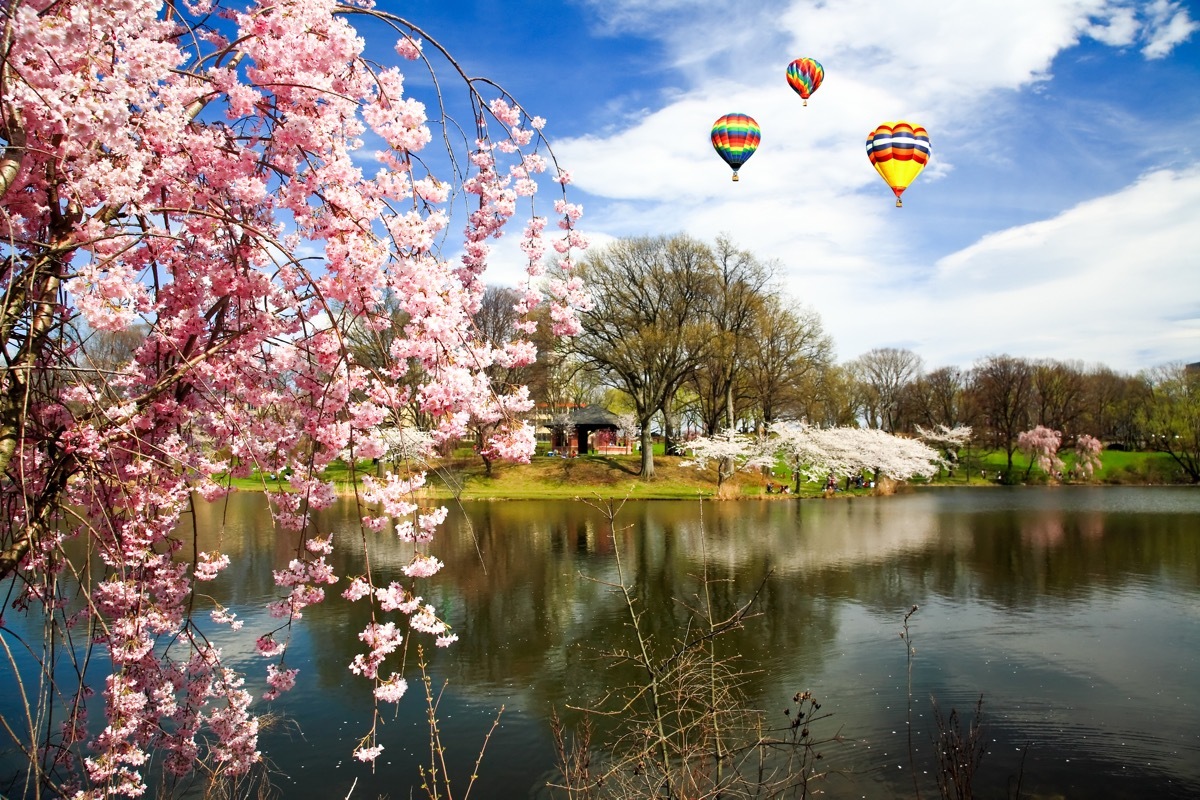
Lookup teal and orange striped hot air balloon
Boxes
[785,58,824,106]
[710,113,761,182]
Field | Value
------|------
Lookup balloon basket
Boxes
[895,199,902,207]
[732,173,739,182]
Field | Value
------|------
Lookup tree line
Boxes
[521,234,1199,482]
[85,233,1200,484]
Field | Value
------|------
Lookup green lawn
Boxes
[957,447,1183,485]
[223,447,1189,501]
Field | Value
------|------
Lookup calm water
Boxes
[3,487,1199,798]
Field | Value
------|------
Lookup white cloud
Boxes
[880,166,1200,370]
[1086,6,1140,46]
[1142,0,1199,57]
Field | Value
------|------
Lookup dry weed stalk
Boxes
[900,605,995,800]
[547,497,840,799]
[415,645,502,800]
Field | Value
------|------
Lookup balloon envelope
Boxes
[711,113,761,181]
[786,58,824,105]
[865,122,931,206]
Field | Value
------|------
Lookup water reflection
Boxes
[3,488,1198,799]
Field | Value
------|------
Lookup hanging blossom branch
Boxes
[914,424,972,457]
[0,0,587,795]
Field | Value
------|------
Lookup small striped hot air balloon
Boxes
[865,121,931,207]
[785,58,824,106]
[710,113,761,182]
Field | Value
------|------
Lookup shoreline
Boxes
[229,451,1187,502]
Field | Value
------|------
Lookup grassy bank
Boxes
[232,447,1189,501]
[239,454,770,500]
[963,447,1184,485]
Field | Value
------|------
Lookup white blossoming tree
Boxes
[915,423,973,477]
[678,430,773,489]
[769,422,942,493]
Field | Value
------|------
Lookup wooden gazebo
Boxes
[552,406,626,455]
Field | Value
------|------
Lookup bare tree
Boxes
[744,296,834,428]
[1031,359,1087,439]
[847,347,924,431]
[1081,366,1149,448]
[903,365,972,433]
[571,235,718,477]
[687,236,773,434]
[970,354,1035,474]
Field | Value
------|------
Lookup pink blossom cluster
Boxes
[0,0,587,792]
[374,675,409,703]
[1074,434,1104,477]
[1018,425,1065,475]
[262,664,299,701]
[350,622,405,680]
[195,551,231,581]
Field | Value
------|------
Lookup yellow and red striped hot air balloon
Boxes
[865,122,931,207]
[711,113,761,182]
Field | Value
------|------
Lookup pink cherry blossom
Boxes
[374,675,409,704]
[1,0,588,791]
[1018,425,1065,477]
[354,744,385,763]
[195,552,231,582]
[1074,434,1104,478]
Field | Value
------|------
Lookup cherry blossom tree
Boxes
[915,423,973,476]
[677,430,772,489]
[0,1,586,796]
[768,422,941,493]
[1073,434,1104,479]
[769,421,835,493]
[345,425,437,477]
[615,411,639,446]
[1017,425,1065,479]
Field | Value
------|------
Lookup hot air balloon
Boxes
[786,58,824,106]
[865,121,931,207]
[710,113,761,182]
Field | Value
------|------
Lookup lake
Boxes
[3,486,1198,798]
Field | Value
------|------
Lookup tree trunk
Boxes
[725,379,736,432]
[640,426,655,478]
[661,406,677,458]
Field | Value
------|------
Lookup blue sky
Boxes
[379,0,1199,374]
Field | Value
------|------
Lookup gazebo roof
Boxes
[565,406,622,427]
